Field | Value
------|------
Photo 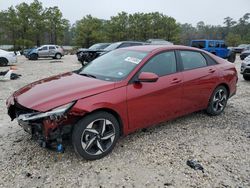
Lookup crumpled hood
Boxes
[12,72,115,112]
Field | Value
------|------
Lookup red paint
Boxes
[7,45,238,136]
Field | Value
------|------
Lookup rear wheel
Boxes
[227,52,236,63]
[55,53,62,59]
[243,74,250,81]
[0,57,8,66]
[72,111,120,160]
[206,86,228,116]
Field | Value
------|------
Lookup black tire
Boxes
[72,111,120,160]
[55,53,62,59]
[227,52,236,63]
[206,86,228,116]
[243,74,250,81]
[0,57,8,66]
[29,53,38,60]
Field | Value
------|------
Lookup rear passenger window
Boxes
[202,53,218,65]
[49,46,55,50]
[180,51,207,70]
[208,41,214,47]
[140,51,177,76]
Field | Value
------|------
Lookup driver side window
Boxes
[40,46,48,51]
[140,51,177,77]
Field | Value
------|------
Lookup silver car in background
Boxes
[27,45,64,60]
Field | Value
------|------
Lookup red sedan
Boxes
[6,45,237,160]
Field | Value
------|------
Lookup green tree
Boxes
[74,15,107,47]
[44,6,69,44]
[225,32,242,46]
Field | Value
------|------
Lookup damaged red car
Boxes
[6,45,237,160]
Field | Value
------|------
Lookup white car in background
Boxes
[241,55,250,80]
[0,49,17,66]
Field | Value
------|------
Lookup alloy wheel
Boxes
[81,119,115,155]
[212,89,227,112]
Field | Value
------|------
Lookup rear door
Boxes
[127,51,183,131]
[178,50,218,114]
[38,46,49,57]
[219,42,229,58]
[49,46,56,57]
[215,41,228,58]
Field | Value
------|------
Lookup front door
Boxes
[127,51,183,131]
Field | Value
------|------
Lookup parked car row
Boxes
[76,41,148,65]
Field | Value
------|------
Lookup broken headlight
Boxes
[17,102,75,121]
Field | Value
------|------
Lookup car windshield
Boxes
[104,42,122,51]
[78,49,148,81]
[89,44,102,50]
[89,43,110,50]
[238,44,247,48]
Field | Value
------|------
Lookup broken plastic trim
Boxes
[17,101,75,121]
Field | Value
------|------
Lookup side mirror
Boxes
[138,72,159,83]
[38,48,42,51]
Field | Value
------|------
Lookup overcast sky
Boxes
[0,0,249,26]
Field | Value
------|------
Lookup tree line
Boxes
[0,0,70,49]
[0,0,249,50]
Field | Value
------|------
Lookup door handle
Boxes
[208,68,216,73]
[171,78,182,84]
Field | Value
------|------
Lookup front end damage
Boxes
[7,100,82,151]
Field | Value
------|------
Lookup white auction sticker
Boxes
[125,57,141,64]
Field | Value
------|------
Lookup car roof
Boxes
[117,41,145,44]
[123,45,203,53]
[192,39,225,42]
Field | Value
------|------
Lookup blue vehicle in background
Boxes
[191,40,236,63]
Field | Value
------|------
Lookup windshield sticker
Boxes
[125,57,141,64]
[118,72,124,76]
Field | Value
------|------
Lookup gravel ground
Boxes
[0,55,249,188]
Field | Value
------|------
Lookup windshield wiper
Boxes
[80,73,96,78]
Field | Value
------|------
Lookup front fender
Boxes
[70,86,129,135]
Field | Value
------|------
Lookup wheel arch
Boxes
[215,83,230,97]
[55,52,62,56]
[0,57,9,64]
[84,108,124,136]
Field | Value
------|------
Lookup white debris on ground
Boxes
[0,55,249,188]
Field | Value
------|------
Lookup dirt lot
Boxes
[0,55,249,188]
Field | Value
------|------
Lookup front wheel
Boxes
[243,74,250,81]
[29,53,38,60]
[206,86,228,116]
[72,111,120,160]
